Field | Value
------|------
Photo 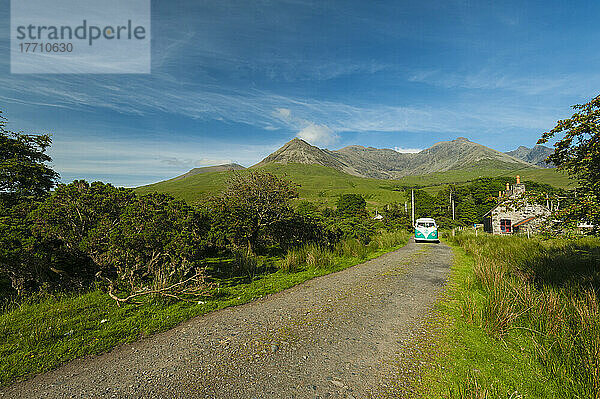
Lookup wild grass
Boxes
[0,229,408,387]
[442,233,600,398]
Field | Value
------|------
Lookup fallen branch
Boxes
[96,269,211,305]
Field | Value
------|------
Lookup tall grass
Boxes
[279,230,408,273]
[447,233,600,398]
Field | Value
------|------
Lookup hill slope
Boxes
[506,145,555,168]
[171,163,245,181]
[137,163,572,208]
[255,137,534,179]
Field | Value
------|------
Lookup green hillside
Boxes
[137,163,408,209]
[136,163,574,210]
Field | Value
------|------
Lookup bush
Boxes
[336,194,367,218]
[335,216,376,244]
[31,182,211,303]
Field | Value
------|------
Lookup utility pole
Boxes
[411,189,415,226]
[451,189,455,220]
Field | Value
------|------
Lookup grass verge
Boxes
[417,242,559,398]
[418,233,600,398]
[0,231,408,387]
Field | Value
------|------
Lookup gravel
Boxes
[1,239,452,399]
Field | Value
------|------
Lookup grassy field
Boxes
[136,163,573,209]
[0,231,408,387]
[418,233,600,398]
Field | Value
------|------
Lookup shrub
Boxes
[336,194,367,218]
[335,217,375,244]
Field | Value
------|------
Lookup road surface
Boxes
[1,239,452,398]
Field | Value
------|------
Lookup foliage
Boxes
[0,202,44,295]
[296,200,319,216]
[336,193,367,217]
[96,193,211,302]
[0,112,59,297]
[32,181,136,266]
[0,111,58,207]
[335,216,376,244]
[381,202,412,231]
[209,171,299,252]
[31,182,211,302]
[539,94,600,233]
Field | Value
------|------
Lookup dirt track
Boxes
[1,239,452,398]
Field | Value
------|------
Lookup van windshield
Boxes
[417,222,435,228]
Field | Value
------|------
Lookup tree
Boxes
[97,193,211,303]
[0,111,58,207]
[457,195,478,225]
[336,194,367,218]
[210,171,299,253]
[381,202,412,232]
[538,94,600,232]
[0,111,59,295]
[32,181,136,266]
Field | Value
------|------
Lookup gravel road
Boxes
[2,239,452,399]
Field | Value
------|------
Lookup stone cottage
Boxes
[483,176,551,234]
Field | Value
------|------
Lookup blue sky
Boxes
[1,0,600,186]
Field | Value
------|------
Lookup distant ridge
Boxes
[506,145,555,168]
[253,137,536,179]
[172,163,245,181]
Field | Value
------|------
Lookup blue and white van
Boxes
[414,218,439,243]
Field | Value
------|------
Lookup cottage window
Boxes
[500,219,512,233]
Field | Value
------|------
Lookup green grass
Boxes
[0,230,409,387]
[136,163,573,209]
[418,243,559,398]
[418,233,600,398]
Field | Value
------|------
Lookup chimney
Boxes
[516,175,520,184]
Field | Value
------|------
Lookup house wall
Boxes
[490,202,550,234]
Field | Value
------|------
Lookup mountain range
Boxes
[252,137,554,179]
[171,137,555,181]
[505,145,555,168]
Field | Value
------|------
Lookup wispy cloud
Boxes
[408,69,600,97]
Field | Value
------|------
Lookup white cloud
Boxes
[393,146,422,154]
[274,107,291,119]
[297,123,338,146]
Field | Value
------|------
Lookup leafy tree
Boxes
[336,194,367,217]
[296,200,319,216]
[335,217,375,244]
[32,181,136,268]
[381,202,412,232]
[539,94,600,232]
[0,111,58,207]
[457,195,478,225]
[0,111,59,295]
[210,171,299,253]
[413,189,436,220]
